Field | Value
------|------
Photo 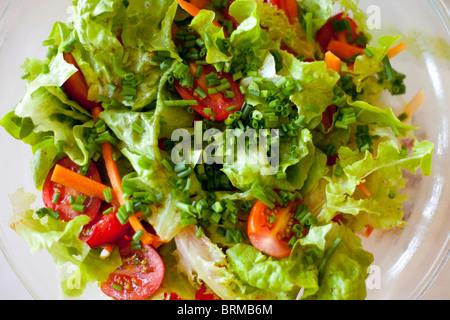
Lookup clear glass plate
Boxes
[0,0,449,300]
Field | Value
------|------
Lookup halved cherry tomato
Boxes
[79,203,131,248]
[316,12,360,53]
[42,156,102,222]
[321,104,337,132]
[248,199,306,259]
[101,239,165,300]
[195,285,220,300]
[62,52,101,111]
[174,63,244,121]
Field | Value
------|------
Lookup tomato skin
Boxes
[79,203,131,248]
[42,157,102,223]
[248,200,299,259]
[62,52,101,111]
[101,239,165,300]
[316,12,360,53]
[174,64,244,121]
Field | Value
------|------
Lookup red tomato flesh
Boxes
[62,52,101,111]
[247,199,304,259]
[316,12,360,53]
[79,203,131,248]
[42,156,102,223]
[174,63,244,121]
[101,239,165,300]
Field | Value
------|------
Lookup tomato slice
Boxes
[174,63,244,121]
[248,199,305,259]
[62,52,101,111]
[316,12,360,53]
[42,156,102,222]
[101,239,165,300]
[79,203,131,248]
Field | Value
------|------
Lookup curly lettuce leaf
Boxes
[8,188,122,298]
[319,139,434,231]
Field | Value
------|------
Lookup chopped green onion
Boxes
[52,192,61,204]
[103,188,113,203]
[72,204,85,213]
[102,207,114,215]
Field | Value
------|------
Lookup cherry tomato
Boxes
[247,199,306,259]
[174,63,244,121]
[101,239,165,300]
[79,203,131,248]
[195,285,220,300]
[42,156,102,222]
[316,12,360,53]
[62,52,101,111]
[321,104,337,132]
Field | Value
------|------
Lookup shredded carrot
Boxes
[281,0,299,24]
[357,182,372,197]
[92,106,102,122]
[364,225,374,237]
[100,137,165,248]
[326,40,364,61]
[51,164,120,206]
[189,0,210,9]
[325,51,341,72]
[402,89,425,121]
[174,0,221,27]
[387,41,407,59]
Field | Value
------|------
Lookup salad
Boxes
[0,0,434,300]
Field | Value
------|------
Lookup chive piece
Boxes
[397,112,408,121]
[112,283,123,292]
[132,229,144,242]
[383,55,395,82]
[305,12,313,43]
[363,48,373,58]
[72,204,85,213]
[194,87,207,99]
[102,207,114,215]
[203,107,212,115]
[52,192,61,204]
[103,188,113,203]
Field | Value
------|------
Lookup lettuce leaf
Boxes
[226,222,373,300]
[319,140,434,231]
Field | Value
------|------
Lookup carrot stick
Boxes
[100,138,164,248]
[357,182,372,197]
[325,51,341,72]
[402,89,425,121]
[174,0,221,27]
[387,41,407,59]
[51,164,120,206]
[282,0,299,24]
[190,0,210,9]
[326,40,364,61]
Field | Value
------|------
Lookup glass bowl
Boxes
[0,0,449,300]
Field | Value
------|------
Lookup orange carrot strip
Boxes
[357,182,372,197]
[387,41,407,59]
[326,40,364,61]
[402,89,425,121]
[92,106,102,122]
[325,51,341,72]
[101,139,165,248]
[282,0,299,24]
[174,0,221,27]
[190,0,210,9]
[51,164,119,206]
